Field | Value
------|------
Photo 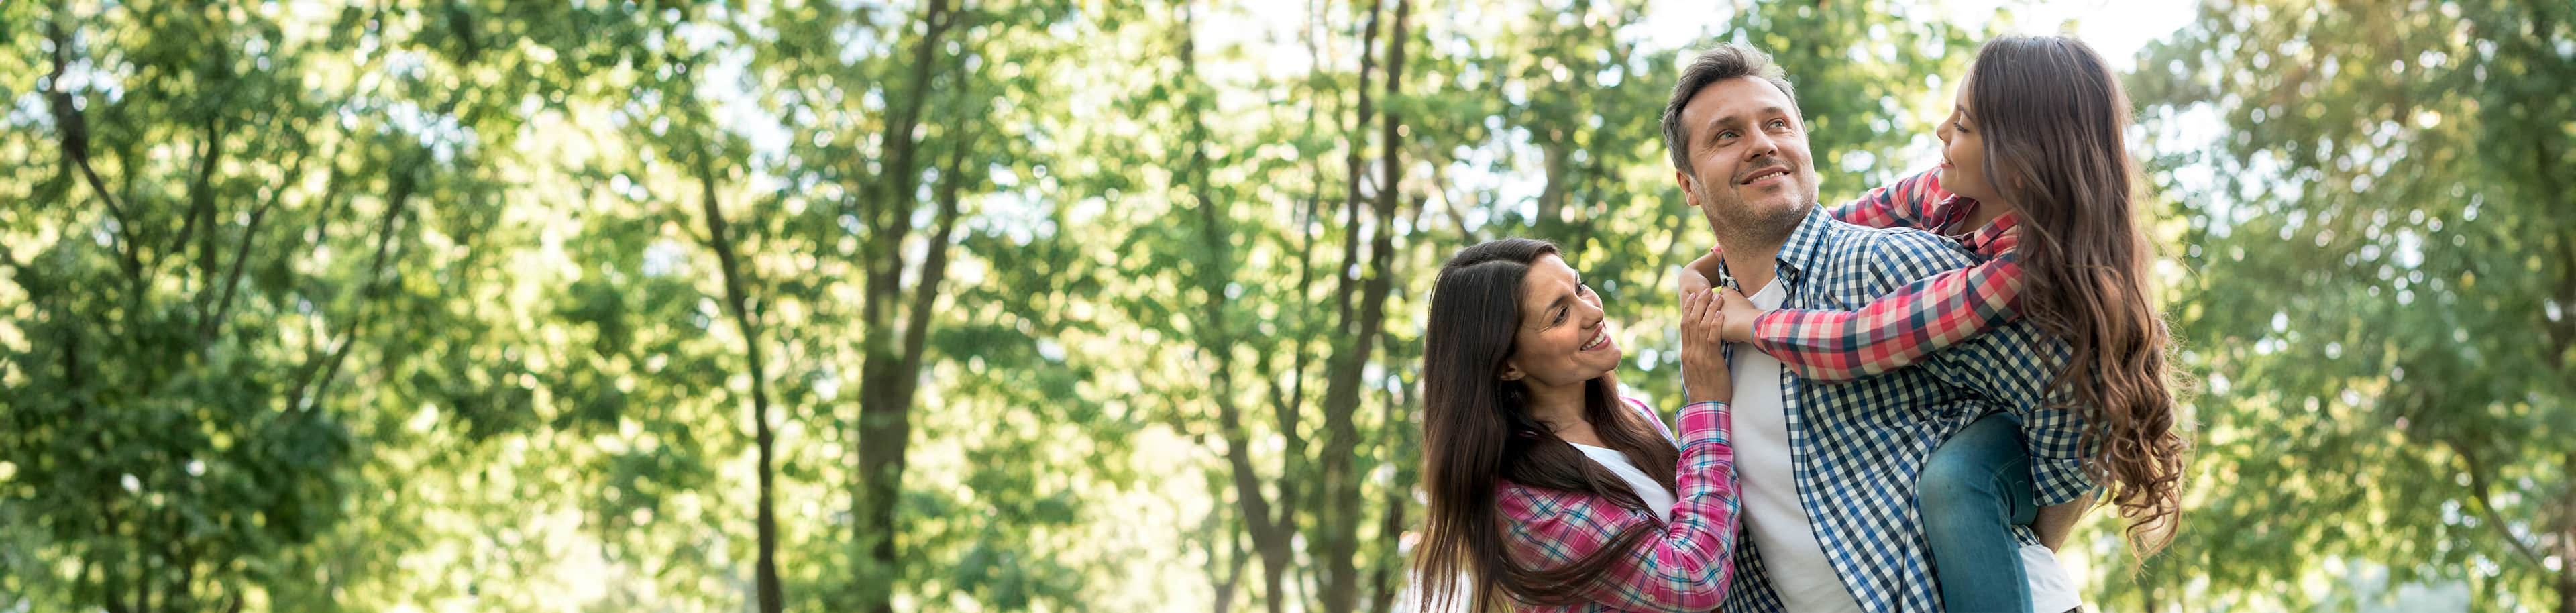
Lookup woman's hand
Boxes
[1680,288,1733,405]
[1714,288,1762,343]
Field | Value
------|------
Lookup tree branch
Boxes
[46,17,142,285]
[170,115,227,280]
[201,137,305,344]
[894,136,967,388]
[1333,0,1385,336]
[2446,435,2553,569]
[697,144,785,613]
[287,160,414,414]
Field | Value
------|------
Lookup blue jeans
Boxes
[1917,412,2039,613]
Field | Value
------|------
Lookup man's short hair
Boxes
[1661,44,1800,173]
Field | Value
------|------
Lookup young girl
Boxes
[1681,34,2188,612]
[1413,238,1741,612]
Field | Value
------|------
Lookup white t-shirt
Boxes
[1730,279,1870,612]
[1733,279,2084,613]
[2024,544,2082,612]
[1569,398,1682,523]
[1569,442,1678,524]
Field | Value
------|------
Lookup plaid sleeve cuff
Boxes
[1677,400,1731,449]
[2029,455,2094,506]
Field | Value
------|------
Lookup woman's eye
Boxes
[1553,309,1568,323]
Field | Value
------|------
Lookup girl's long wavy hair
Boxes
[1411,238,1680,611]
[1965,34,2189,559]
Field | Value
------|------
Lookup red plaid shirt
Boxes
[1741,168,2025,382]
[1495,399,1739,612]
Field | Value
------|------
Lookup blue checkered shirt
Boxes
[1712,209,2092,612]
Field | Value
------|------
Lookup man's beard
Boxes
[1697,176,1813,249]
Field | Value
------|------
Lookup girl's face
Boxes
[1935,84,1999,205]
[1501,254,1621,388]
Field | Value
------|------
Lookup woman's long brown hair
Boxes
[1413,238,1682,611]
[1965,34,2189,559]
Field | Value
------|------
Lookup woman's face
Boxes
[1501,254,1621,388]
[1935,84,1999,204]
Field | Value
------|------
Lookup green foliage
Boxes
[2109,0,2575,609]
[6,0,2559,611]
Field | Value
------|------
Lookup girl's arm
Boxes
[1498,400,1739,612]
[1827,166,1945,227]
[1676,168,1947,297]
[1704,168,2025,382]
[1735,249,2026,382]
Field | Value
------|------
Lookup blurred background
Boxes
[1,0,2569,611]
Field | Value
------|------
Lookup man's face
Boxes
[1672,76,1819,241]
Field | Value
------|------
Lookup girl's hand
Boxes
[1678,246,1725,299]
[1680,288,1733,404]
[1678,266,1713,300]
[1714,288,1763,343]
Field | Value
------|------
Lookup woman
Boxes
[1682,34,2188,612]
[1413,238,1741,612]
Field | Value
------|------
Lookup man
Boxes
[1658,44,2091,612]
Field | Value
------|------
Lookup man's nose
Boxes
[1743,129,1780,162]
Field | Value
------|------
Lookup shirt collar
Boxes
[1714,206,1837,290]
[1931,194,2019,253]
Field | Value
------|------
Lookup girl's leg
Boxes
[1917,412,2041,612]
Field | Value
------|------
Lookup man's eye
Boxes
[1717,129,1739,140]
[1768,119,1788,129]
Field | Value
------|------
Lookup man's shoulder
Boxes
[1817,217,1962,250]
[1812,219,1976,276]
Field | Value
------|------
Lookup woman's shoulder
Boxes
[1494,478,1590,508]
[1493,479,1612,525]
[1618,396,1677,441]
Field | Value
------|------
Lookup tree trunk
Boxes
[1334,0,1385,333]
[852,1,956,611]
[1535,139,1570,237]
[1320,1,1410,610]
[1174,10,1292,613]
[2557,451,2575,613]
[698,157,784,613]
[1366,347,1419,613]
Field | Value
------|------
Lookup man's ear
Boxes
[1674,171,1699,207]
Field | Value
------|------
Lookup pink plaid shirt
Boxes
[1741,168,2026,382]
[1495,399,1739,612]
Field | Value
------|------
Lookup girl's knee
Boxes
[1916,451,1993,513]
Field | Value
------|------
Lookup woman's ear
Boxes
[1498,360,1525,382]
